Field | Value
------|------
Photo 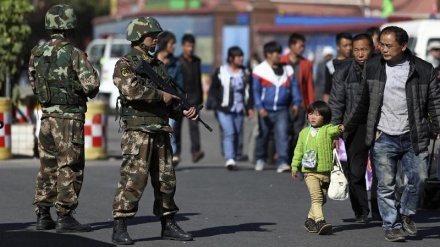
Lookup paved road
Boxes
[0,111,439,247]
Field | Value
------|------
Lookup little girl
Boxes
[291,100,344,235]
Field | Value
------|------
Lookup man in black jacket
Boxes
[345,26,440,242]
[174,34,204,163]
[329,33,380,224]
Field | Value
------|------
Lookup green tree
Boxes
[0,0,33,97]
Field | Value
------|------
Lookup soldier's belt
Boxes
[48,93,86,105]
[124,116,168,127]
[121,106,168,118]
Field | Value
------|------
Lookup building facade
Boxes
[93,0,438,72]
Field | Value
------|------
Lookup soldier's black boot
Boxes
[55,213,92,233]
[36,206,56,230]
[161,215,193,241]
[112,218,134,245]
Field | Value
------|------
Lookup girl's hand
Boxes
[291,171,298,179]
[339,124,345,132]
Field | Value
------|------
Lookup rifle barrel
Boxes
[136,60,213,132]
[199,118,213,132]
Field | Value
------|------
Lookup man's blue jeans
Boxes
[217,111,244,161]
[371,132,428,230]
[255,109,290,166]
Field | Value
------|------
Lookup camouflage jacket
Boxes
[114,48,181,133]
[29,34,99,121]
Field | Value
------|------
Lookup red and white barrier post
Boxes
[0,98,12,160]
[84,101,108,160]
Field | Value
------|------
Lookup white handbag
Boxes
[328,149,349,201]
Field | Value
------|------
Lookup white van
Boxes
[86,37,131,110]
[380,20,440,61]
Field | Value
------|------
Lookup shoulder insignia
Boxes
[121,57,129,61]
[121,67,130,77]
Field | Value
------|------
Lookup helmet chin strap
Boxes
[139,43,151,54]
[139,43,157,56]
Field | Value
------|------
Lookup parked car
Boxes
[86,37,131,110]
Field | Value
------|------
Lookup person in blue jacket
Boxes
[252,41,302,172]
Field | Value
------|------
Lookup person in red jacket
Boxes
[280,33,315,159]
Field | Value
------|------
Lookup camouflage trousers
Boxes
[33,117,85,216]
[112,130,179,219]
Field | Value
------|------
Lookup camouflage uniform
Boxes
[112,46,183,219]
[111,17,184,219]
[29,4,99,217]
[111,17,193,244]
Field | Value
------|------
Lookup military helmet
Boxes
[126,17,163,42]
[45,4,77,30]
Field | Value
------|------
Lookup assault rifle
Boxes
[135,59,213,132]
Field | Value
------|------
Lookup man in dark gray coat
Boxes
[329,33,380,224]
[345,26,440,242]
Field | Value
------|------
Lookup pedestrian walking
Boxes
[366,27,381,53]
[426,41,440,68]
[315,46,335,100]
[344,26,440,242]
[329,33,381,223]
[29,4,99,233]
[247,51,262,72]
[323,32,352,103]
[174,33,205,163]
[111,17,198,245]
[253,41,302,172]
[208,46,254,170]
[291,101,344,235]
[156,30,184,167]
[280,33,315,160]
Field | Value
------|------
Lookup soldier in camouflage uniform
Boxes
[111,17,198,245]
[28,4,99,233]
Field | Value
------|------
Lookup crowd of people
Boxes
[28,3,440,245]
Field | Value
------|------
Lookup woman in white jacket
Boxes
[208,46,254,170]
